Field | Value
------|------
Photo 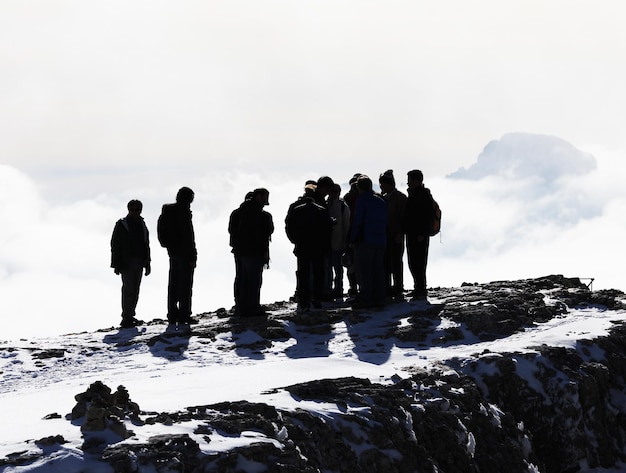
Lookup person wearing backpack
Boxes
[158,187,198,325]
[110,200,151,329]
[404,170,436,301]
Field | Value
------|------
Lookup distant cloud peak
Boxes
[448,132,597,181]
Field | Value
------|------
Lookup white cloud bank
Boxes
[430,134,625,290]
[1,133,625,341]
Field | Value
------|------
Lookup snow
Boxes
[0,298,625,472]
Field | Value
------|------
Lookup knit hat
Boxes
[317,176,335,189]
[349,173,362,186]
[407,169,424,183]
[253,188,270,205]
[379,169,395,186]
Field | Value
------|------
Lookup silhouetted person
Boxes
[158,187,198,325]
[404,170,436,301]
[111,200,151,329]
[349,175,387,308]
[286,188,333,313]
[314,175,335,300]
[379,170,408,299]
[328,183,350,299]
[228,191,254,314]
[343,173,362,297]
[285,181,318,302]
[230,188,274,317]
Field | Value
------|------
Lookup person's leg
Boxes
[391,241,405,296]
[351,244,362,301]
[242,254,264,315]
[121,260,142,322]
[177,259,195,320]
[356,244,374,307]
[238,255,251,315]
[311,255,325,306]
[419,238,430,297]
[167,257,180,322]
[372,245,387,307]
[407,237,429,299]
[330,250,343,297]
[233,254,242,312]
[383,240,393,296]
[296,254,312,309]
[347,249,358,297]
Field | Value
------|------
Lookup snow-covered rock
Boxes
[1,275,625,472]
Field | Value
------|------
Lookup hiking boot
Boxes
[120,318,142,329]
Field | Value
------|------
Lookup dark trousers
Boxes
[120,258,143,321]
[237,254,265,316]
[296,252,324,307]
[233,254,241,308]
[167,256,195,321]
[354,243,386,307]
[384,239,405,296]
[329,249,344,296]
[406,236,429,297]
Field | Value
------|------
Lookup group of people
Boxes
[283,170,437,313]
[110,170,438,328]
[110,187,198,328]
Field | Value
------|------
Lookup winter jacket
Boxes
[350,192,387,247]
[404,186,435,239]
[383,188,408,241]
[285,197,333,257]
[231,199,274,259]
[110,216,151,270]
[159,203,197,261]
[328,197,351,252]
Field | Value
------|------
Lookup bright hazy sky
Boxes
[1,1,625,339]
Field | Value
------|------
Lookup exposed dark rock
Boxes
[69,381,142,453]
[3,275,626,472]
[35,435,67,447]
[31,348,66,359]
[456,323,626,473]
[103,434,201,473]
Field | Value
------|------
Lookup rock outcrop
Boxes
[101,276,626,472]
[2,275,625,472]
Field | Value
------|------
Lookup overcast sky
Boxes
[1,1,625,339]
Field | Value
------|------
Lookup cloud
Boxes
[2,135,625,342]
[445,133,603,227]
[3,1,626,181]
[428,137,626,290]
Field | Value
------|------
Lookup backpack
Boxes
[157,204,178,248]
[430,199,442,237]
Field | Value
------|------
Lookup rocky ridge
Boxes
[1,275,625,472]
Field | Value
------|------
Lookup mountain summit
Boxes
[1,275,625,472]
[449,133,597,182]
